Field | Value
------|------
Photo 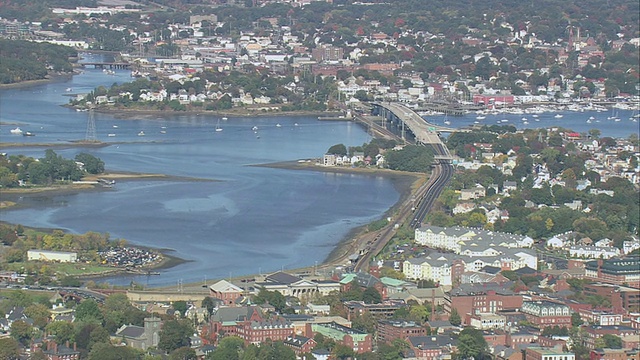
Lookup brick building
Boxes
[343,300,406,321]
[376,320,427,344]
[283,335,316,355]
[311,322,372,354]
[584,325,638,349]
[585,257,640,288]
[583,283,640,314]
[208,280,243,306]
[42,341,80,360]
[206,306,294,345]
[524,346,575,360]
[311,44,344,62]
[590,348,639,360]
[407,335,454,360]
[521,301,571,328]
[445,283,523,325]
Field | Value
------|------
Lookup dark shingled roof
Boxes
[408,335,453,349]
[116,325,145,338]
[265,271,302,285]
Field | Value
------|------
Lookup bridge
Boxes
[80,62,132,69]
[370,102,467,154]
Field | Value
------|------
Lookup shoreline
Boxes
[90,106,345,119]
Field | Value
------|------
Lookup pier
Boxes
[80,62,132,69]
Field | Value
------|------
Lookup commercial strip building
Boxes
[27,249,77,263]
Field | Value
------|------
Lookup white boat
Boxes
[160,130,166,134]
[500,119,509,123]
[473,120,480,124]
[222,117,228,121]
[523,121,529,125]
[108,133,116,137]
[65,87,72,92]
[475,115,486,120]
[521,117,527,121]
[138,131,145,136]
[554,114,563,118]
[276,123,282,128]
[444,120,451,125]
[586,119,592,124]
[215,119,223,132]
[252,126,259,131]
[10,127,23,135]
[294,123,299,126]
[532,114,539,118]
[113,125,118,128]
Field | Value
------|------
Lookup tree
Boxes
[362,287,382,304]
[88,342,142,360]
[24,303,51,329]
[333,343,354,360]
[456,328,488,360]
[170,347,197,360]
[172,301,188,317]
[158,320,193,353]
[0,337,20,360]
[46,321,74,344]
[10,320,33,345]
[202,297,216,315]
[602,334,622,349]
[75,153,104,174]
[449,308,461,326]
[76,299,103,323]
[571,312,583,327]
[327,143,348,156]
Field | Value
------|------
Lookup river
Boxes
[0,54,638,287]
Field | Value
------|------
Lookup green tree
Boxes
[24,303,50,330]
[362,287,382,304]
[88,342,142,360]
[602,334,622,349]
[170,347,197,360]
[456,328,488,360]
[158,319,193,353]
[327,143,348,156]
[0,337,20,360]
[333,343,354,360]
[46,321,75,344]
[172,301,188,317]
[449,308,461,326]
[571,312,583,327]
[10,320,33,345]
[75,153,104,174]
[76,299,103,323]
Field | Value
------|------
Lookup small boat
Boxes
[23,131,35,136]
[521,117,527,121]
[294,123,299,126]
[256,135,260,139]
[444,120,451,125]
[10,127,23,135]
[475,115,486,120]
[554,114,563,118]
[586,119,592,124]
[138,131,145,136]
[500,119,509,123]
[65,87,72,92]
[532,114,539,118]
[222,117,228,121]
[108,133,116,137]
[113,125,119,128]
[276,123,282,128]
[215,119,223,132]
[252,126,259,131]
[523,121,529,125]
[160,130,166,134]
[614,118,621,122]
[473,120,480,124]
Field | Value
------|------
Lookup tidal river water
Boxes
[0,55,400,287]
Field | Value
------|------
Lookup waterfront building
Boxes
[27,249,77,263]
[255,271,340,298]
